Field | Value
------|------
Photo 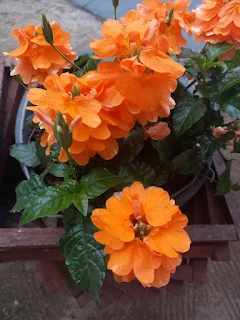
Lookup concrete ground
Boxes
[1,0,240,319]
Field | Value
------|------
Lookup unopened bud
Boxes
[53,111,72,151]
[72,85,80,99]
[112,0,119,8]
[70,116,82,131]
[42,14,53,44]
[166,6,174,27]
[57,125,63,133]
[196,143,200,148]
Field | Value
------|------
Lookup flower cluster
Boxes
[4,23,77,85]
[193,0,240,49]
[91,182,191,287]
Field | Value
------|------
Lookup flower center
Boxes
[135,221,149,239]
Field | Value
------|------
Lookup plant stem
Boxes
[66,149,77,180]
[51,44,85,74]
[114,6,117,20]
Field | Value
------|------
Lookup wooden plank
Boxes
[186,225,238,242]
[171,265,192,282]
[0,228,63,248]
[0,226,237,256]
[0,248,63,262]
[213,152,240,239]
[212,243,231,261]
[191,259,208,284]
[183,244,214,259]
[167,280,184,295]
[205,182,225,224]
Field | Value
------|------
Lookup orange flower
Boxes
[5,23,77,85]
[192,0,240,44]
[27,72,123,165]
[91,182,191,287]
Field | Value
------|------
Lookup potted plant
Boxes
[4,0,240,296]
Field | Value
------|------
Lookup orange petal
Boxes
[167,211,189,230]
[94,231,124,250]
[139,48,185,77]
[91,208,108,230]
[149,267,171,288]
[144,187,178,227]
[133,240,162,284]
[160,254,182,271]
[89,122,111,140]
[98,137,119,160]
[148,229,191,258]
[107,242,135,276]
[144,122,171,140]
[113,271,135,283]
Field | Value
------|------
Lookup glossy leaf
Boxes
[220,104,240,119]
[11,174,46,212]
[48,163,71,178]
[172,98,207,136]
[219,72,240,94]
[216,166,231,196]
[60,215,106,296]
[80,168,124,199]
[172,148,205,175]
[73,192,89,216]
[9,142,41,167]
[205,43,236,61]
[20,180,77,226]
[226,50,240,71]
[119,162,155,187]
[202,61,227,74]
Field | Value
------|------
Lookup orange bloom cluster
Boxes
[90,0,195,56]
[27,72,123,165]
[5,23,77,85]
[91,182,191,287]
[193,0,240,44]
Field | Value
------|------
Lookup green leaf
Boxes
[75,58,101,77]
[9,142,41,167]
[48,163,71,178]
[231,184,240,191]
[202,61,227,74]
[205,43,236,61]
[172,148,205,175]
[219,72,240,94]
[20,180,77,226]
[75,55,90,67]
[60,214,106,297]
[226,50,240,71]
[81,168,123,199]
[50,143,61,159]
[179,48,201,59]
[113,126,144,165]
[172,98,207,136]
[216,166,231,196]
[11,174,46,212]
[152,136,174,162]
[119,162,155,187]
[220,104,240,119]
[233,141,240,153]
[153,170,169,186]
[73,192,89,216]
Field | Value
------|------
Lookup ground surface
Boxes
[1,0,240,319]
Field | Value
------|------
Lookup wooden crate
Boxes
[0,151,239,295]
[0,61,239,295]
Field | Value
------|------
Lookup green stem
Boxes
[20,81,29,91]
[114,6,117,20]
[66,149,77,180]
[51,44,85,74]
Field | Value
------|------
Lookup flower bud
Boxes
[42,14,53,44]
[112,0,119,8]
[53,112,72,150]
[34,108,54,127]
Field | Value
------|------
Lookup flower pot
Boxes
[15,74,213,207]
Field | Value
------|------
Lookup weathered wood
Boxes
[183,244,214,259]
[191,259,208,284]
[205,182,225,224]
[171,265,192,282]
[186,225,238,242]
[213,152,240,239]
[212,243,231,261]
[167,280,184,295]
